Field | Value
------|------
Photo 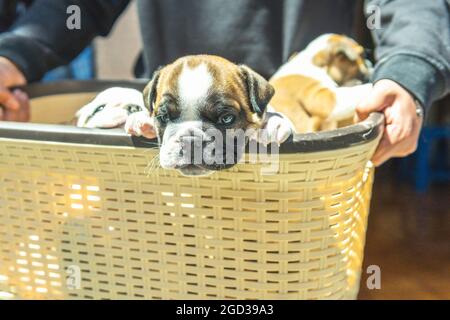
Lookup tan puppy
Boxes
[77,55,292,176]
[269,34,373,133]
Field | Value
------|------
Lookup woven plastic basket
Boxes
[0,80,383,300]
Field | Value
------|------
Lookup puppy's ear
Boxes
[313,43,358,67]
[333,43,358,61]
[239,65,274,115]
[312,49,330,67]
[143,67,162,114]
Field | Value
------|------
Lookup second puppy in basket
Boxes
[270,34,373,133]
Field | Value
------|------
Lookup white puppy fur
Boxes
[76,87,145,128]
[177,63,213,116]
[271,34,373,122]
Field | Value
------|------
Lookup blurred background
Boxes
[1,0,449,300]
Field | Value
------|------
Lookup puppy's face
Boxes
[311,34,371,86]
[143,55,274,176]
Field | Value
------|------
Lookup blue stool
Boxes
[413,126,450,192]
[398,124,450,193]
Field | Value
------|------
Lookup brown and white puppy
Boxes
[78,55,292,176]
[138,55,292,176]
[270,34,373,133]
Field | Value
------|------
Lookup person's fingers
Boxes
[372,121,398,166]
[401,116,422,156]
[393,116,415,143]
[372,134,413,166]
[14,89,30,122]
[372,130,396,166]
[372,116,422,166]
[355,82,395,121]
[385,95,417,143]
[3,109,18,121]
[0,87,20,112]
[2,89,30,122]
[373,138,416,166]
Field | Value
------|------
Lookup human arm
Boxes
[0,0,130,120]
[357,0,450,165]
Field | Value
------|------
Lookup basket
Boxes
[0,80,383,300]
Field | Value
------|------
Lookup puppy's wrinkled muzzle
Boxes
[180,134,205,151]
[159,123,218,176]
[176,127,208,159]
[159,122,247,176]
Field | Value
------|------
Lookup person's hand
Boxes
[0,56,29,121]
[356,79,423,166]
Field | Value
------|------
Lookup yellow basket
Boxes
[0,81,383,300]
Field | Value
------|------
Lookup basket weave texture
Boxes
[0,137,378,299]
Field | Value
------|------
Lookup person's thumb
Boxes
[0,86,20,112]
[355,82,392,121]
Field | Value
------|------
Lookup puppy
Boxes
[78,55,292,176]
[269,34,373,133]
[75,87,146,128]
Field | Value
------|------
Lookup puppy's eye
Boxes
[218,113,236,126]
[126,104,142,114]
[93,104,106,115]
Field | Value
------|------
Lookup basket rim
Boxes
[0,80,384,153]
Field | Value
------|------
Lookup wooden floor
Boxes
[358,164,450,299]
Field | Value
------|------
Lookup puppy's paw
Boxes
[257,113,292,146]
[124,111,156,139]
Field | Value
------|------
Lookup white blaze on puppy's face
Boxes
[177,62,213,120]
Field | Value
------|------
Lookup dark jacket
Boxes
[0,0,33,31]
[0,0,448,108]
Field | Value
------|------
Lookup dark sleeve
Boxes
[365,0,450,108]
[0,0,130,82]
